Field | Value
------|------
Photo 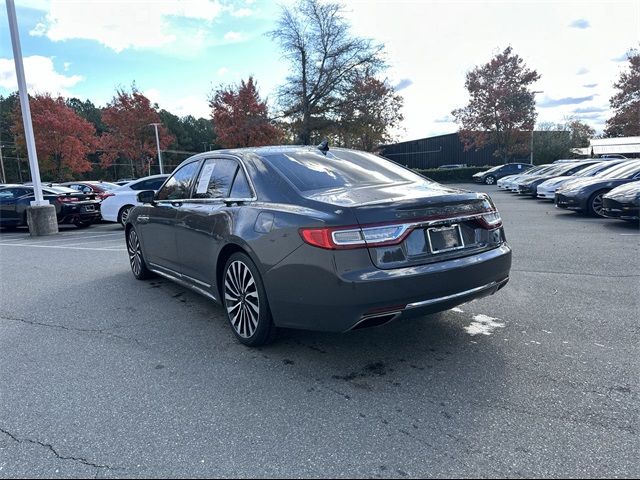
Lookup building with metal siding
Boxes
[379,132,551,169]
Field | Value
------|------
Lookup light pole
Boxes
[530,90,544,165]
[149,123,164,174]
[6,0,58,235]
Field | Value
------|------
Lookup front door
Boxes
[137,161,201,273]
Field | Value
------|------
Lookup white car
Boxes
[536,160,628,200]
[100,174,169,226]
[498,164,553,191]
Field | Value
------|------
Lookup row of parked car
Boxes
[0,175,169,229]
[475,158,640,221]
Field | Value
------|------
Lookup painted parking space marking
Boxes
[0,243,126,252]
[464,314,506,336]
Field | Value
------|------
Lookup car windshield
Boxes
[94,182,120,191]
[265,149,429,193]
[575,162,622,178]
[529,165,555,175]
[599,162,640,179]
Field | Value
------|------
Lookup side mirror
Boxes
[137,190,156,204]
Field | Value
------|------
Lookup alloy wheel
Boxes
[485,176,495,185]
[120,207,132,226]
[591,193,604,217]
[224,260,260,338]
[127,229,143,277]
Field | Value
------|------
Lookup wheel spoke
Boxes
[224,260,260,339]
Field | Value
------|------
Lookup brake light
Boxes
[299,224,410,250]
[99,192,115,200]
[478,211,503,229]
[57,196,79,203]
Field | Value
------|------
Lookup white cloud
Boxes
[223,31,244,42]
[231,7,254,17]
[217,67,229,76]
[143,88,210,119]
[0,56,83,96]
[29,0,224,53]
[343,0,639,139]
[63,62,71,71]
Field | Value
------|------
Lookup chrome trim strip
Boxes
[350,312,402,331]
[148,263,218,301]
[405,278,508,310]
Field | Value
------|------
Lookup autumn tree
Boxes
[11,94,98,181]
[331,75,403,151]
[100,87,174,177]
[452,46,541,161]
[605,49,640,137]
[210,77,283,148]
[269,0,385,145]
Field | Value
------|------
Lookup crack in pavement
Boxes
[0,427,118,473]
[0,314,146,348]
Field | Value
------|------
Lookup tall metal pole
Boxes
[530,90,544,165]
[6,0,47,206]
[0,144,6,183]
[150,123,164,174]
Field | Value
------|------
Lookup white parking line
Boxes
[0,232,123,246]
[0,243,126,252]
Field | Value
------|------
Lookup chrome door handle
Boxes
[137,215,150,224]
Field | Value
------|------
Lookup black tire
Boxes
[587,190,607,217]
[223,252,276,347]
[484,175,496,185]
[126,227,154,280]
[74,220,93,229]
[118,205,134,227]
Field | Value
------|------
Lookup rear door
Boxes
[137,163,200,273]
[175,157,252,289]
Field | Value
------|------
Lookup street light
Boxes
[530,90,544,165]
[149,123,164,174]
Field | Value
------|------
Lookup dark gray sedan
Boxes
[126,146,512,346]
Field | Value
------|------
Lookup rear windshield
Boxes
[264,150,428,193]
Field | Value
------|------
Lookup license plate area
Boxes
[83,205,95,212]
[426,224,464,254]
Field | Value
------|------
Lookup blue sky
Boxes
[1,0,639,141]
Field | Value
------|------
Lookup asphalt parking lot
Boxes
[0,184,638,479]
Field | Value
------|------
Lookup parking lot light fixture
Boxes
[149,123,164,174]
[530,90,544,165]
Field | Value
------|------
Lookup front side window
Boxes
[194,159,240,199]
[156,163,200,201]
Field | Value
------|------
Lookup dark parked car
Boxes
[602,181,640,221]
[437,164,467,169]
[0,185,101,228]
[472,163,532,185]
[555,161,640,217]
[60,181,120,200]
[125,146,512,346]
[515,161,600,197]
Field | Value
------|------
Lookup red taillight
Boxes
[99,192,114,200]
[300,228,336,249]
[57,195,79,203]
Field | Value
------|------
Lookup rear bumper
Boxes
[264,244,512,332]
[59,203,101,224]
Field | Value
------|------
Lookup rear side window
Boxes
[264,149,427,193]
[194,159,239,199]
[229,168,252,198]
[156,163,199,201]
